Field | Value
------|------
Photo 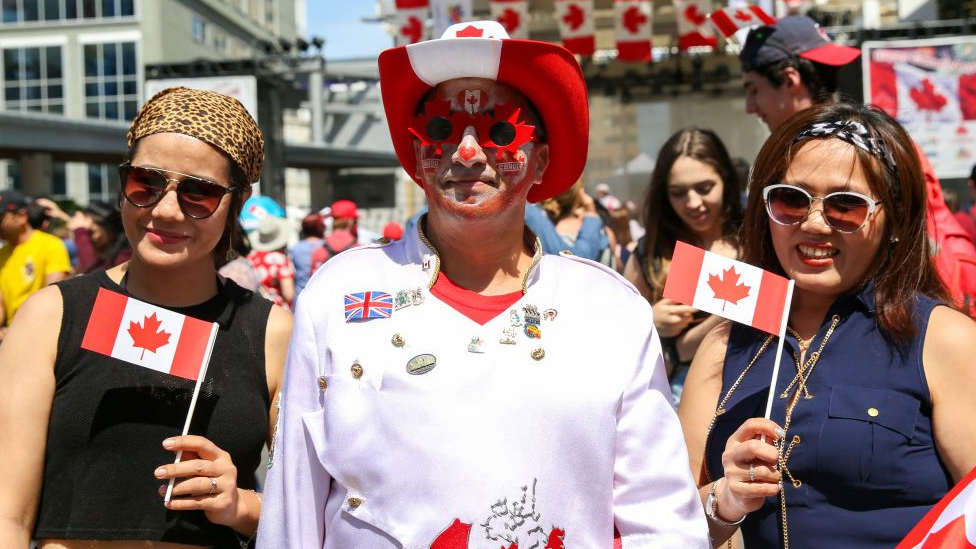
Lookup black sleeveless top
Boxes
[34,270,273,547]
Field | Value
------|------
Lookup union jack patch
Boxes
[344,291,394,321]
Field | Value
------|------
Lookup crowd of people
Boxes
[0,14,975,549]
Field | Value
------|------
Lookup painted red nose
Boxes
[459,146,476,160]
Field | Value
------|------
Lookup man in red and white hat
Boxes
[259,21,708,549]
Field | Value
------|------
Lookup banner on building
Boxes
[395,0,430,45]
[863,36,976,179]
[554,0,595,56]
[614,0,653,61]
[491,0,530,39]
[431,0,472,38]
[673,0,717,50]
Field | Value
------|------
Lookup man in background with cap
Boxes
[0,190,70,336]
[740,15,976,310]
[259,21,708,549]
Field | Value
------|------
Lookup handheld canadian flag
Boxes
[709,5,776,39]
[491,0,529,39]
[614,0,653,62]
[395,0,430,45]
[82,287,220,503]
[673,0,718,50]
[554,0,595,56]
[896,465,976,549]
[664,241,795,420]
[82,288,218,380]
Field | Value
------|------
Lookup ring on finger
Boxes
[748,462,756,482]
[207,477,217,495]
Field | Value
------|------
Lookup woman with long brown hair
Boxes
[624,127,743,404]
[678,102,976,547]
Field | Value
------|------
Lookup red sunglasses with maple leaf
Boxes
[408,98,536,160]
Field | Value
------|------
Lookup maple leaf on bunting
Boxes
[498,8,520,32]
[401,15,423,43]
[734,9,754,21]
[708,267,751,311]
[685,5,706,25]
[564,4,585,30]
[623,6,648,34]
[128,313,171,360]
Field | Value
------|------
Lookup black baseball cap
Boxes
[0,190,28,213]
[740,15,861,71]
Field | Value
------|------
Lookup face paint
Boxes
[459,146,477,160]
[420,146,442,173]
[496,149,528,176]
[459,89,488,115]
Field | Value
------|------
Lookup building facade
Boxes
[1,0,299,204]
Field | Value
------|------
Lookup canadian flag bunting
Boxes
[673,0,718,50]
[491,0,529,39]
[895,465,976,548]
[614,0,653,61]
[554,0,595,56]
[395,0,430,45]
[663,241,790,335]
[709,5,776,38]
[431,0,472,39]
[81,288,218,381]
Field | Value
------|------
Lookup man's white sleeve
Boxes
[256,298,331,548]
[613,326,710,548]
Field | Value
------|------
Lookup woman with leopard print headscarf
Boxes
[0,87,292,548]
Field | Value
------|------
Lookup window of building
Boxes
[87,163,118,203]
[83,41,138,121]
[2,0,134,24]
[192,14,207,44]
[2,45,64,114]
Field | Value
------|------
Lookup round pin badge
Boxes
[406,353,437,375]
[524,324,541,339]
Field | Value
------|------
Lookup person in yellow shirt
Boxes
[0,190,71,332]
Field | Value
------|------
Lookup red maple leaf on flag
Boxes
[564,4,585,30]
[545,527,566,549]
[909,78,948,113]
[401,15,423,43]
[623,6,648,34]
[498,8,520,33]
[128,313,171,359]
[734,9,754,21]
[456,24,484,38]
[708,267,751,311]
[685,5,706,25]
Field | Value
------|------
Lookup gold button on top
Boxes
[350,361,364,379]
[867,407,879,417]
[530,348,545,360]
[347,497,363,508]
[391,334,405,347]
[317,376,328,392]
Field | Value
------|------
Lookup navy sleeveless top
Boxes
[34,270,272,547]
[704,283,953,548]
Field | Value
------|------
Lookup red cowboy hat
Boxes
[378,21,589,203]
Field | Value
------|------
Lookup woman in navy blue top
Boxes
[678,102,976,548]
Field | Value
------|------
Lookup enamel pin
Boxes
[344,291,394,321]
[468,336,486,353]
[500,327,518,345]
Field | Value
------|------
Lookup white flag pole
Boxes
[762,279,795,421]
[164,322,221,504]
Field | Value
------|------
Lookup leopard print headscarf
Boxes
[126,87,264,184]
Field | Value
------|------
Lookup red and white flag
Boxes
[896,465,976,549]
[431,0,472,39]
[709,5,775,38]
[81,288,218,381]
[491,0,529,39]
[663,241,790,335]
[395,0,430,45]
[554,0,595,56]
[673,0,718,50]
[614,0,653,62]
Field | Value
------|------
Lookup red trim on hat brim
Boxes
[799,42,861,66]
[378,39,589,203]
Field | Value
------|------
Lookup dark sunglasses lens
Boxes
[767,187,810,225]
[824,194,870,232]
[426,116,453,142]
[488,121,516,147]
[123,167,167,206]
[177,179,226,218]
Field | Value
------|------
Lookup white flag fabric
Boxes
[709,5,776,38]
[490,0,530,39]
[431,0,472,39]
[673,0,717,49]
[554,0,595,56]
[614,0,653,61]
[395,0,430,45]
